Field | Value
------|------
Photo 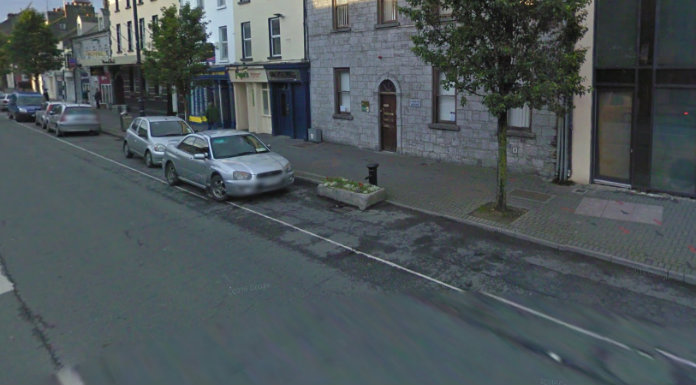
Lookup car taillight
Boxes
[59,114,67,122]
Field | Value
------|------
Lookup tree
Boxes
[8,9,62,91]
[0,32,11,79]
[402,0,590,211]
[143,4,212,118]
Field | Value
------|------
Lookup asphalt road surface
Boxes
[1,115,696,384]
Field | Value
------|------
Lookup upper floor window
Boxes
[116,23,122,52]
[195,0,203,8]
[139,18,145,49]
[217,0,226,7]
[114,0,120,12]
[127,21,133,51]
[268,17,281,58]
[433,69,456,123]
[241,22,252,59]
[218,26,229,61]
[508,105,532,130]
[126,0,131,8]
[378,0,398,24]
[59,23,66,30]
[333,0,349,29]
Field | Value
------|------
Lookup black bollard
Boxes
[366,163,379,186]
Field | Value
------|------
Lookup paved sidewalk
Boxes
[97,109,696,284]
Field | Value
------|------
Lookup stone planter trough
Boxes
[317,184,387,211]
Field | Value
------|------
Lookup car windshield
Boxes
[65,107,95,115]
[210,134,269,159]
[150,121,194,137]
[17,96,44,105]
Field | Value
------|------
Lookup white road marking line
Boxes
[0,270,13,296]
[56,367,85,385]
[14,121,696,371]
[656,348,696,369]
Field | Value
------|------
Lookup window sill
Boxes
[114,9,120,12]
[429,122,459,131]
[267,56,282,60]
[238,0,250,4]
[375,21,400,29]
[507,128,536,139]
[125,6,131,9]
[217,5,227,10]
[332,27,351,33]
[333,113,353,120]
[240,57,253,62]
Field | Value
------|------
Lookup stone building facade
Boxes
[307,0,560,178]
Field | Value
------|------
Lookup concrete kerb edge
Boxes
[293,173,696,287]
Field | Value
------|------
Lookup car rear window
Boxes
[17,96,44,105]
[65,107,95,115]
[150,120,194,137]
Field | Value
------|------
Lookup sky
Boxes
[0,0,94,20]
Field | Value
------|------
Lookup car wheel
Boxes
[210,174,227,202]
[123,142,133,158]
[34,119,39,126]
[165,162,179,186]
[144,151,154,168]
[55,126,62,137]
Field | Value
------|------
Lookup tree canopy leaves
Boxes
[402,0,590,211]
[8,8,63,86]
[143,3,212,116]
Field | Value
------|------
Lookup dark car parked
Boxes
[7,92,44,122]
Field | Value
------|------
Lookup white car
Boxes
[123,116,195,167]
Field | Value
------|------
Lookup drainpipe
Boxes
[556,97,573,183]
[303,0,309,61]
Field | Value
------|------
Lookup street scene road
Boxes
[2,115,696,384]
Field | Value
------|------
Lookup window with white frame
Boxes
[334,0,349,29]
[269,17,281,58]
[508,105,532,130]
[334,68,350,114]
[261,83,270,115]
[379,0,398,24]
[434,69,456,123]
[195,0,203,8]
[218,26,228,61]
[217,0,226,7]
[241,22,252,59]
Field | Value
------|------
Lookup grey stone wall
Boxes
[308,0,558,178]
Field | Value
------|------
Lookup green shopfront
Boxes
[594,0,696,197]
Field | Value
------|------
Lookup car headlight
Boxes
[233,171,252,180]
[283,162,293,172]
[154,144,166,152]
[18,108,27,113]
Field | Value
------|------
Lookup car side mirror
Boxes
[193,153,207,160]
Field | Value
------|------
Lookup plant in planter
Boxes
[317,177,386,210]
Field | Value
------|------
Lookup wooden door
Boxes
[380,93,397,151]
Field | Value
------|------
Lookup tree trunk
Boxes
[495,112,508,212]
[34,73,40,92]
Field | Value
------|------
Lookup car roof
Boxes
[136,116,186,122]
[63,104,92,108]
[197,130,249,139]
[13,92,42,96]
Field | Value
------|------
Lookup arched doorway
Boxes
[379,80,397,151]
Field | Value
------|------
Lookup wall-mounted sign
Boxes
[361,100,370,112]
[230,67,268,83]
[267,69,301,82]
[409,99,421,108]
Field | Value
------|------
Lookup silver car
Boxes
[162,131,294,200]
[35,101,62,128]
[123,116,194,167]
[48,104,100,136]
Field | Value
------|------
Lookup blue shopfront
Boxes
[265,62,310,141]
[189,66,235,130]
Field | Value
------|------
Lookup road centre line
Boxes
[14,121,696,371]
